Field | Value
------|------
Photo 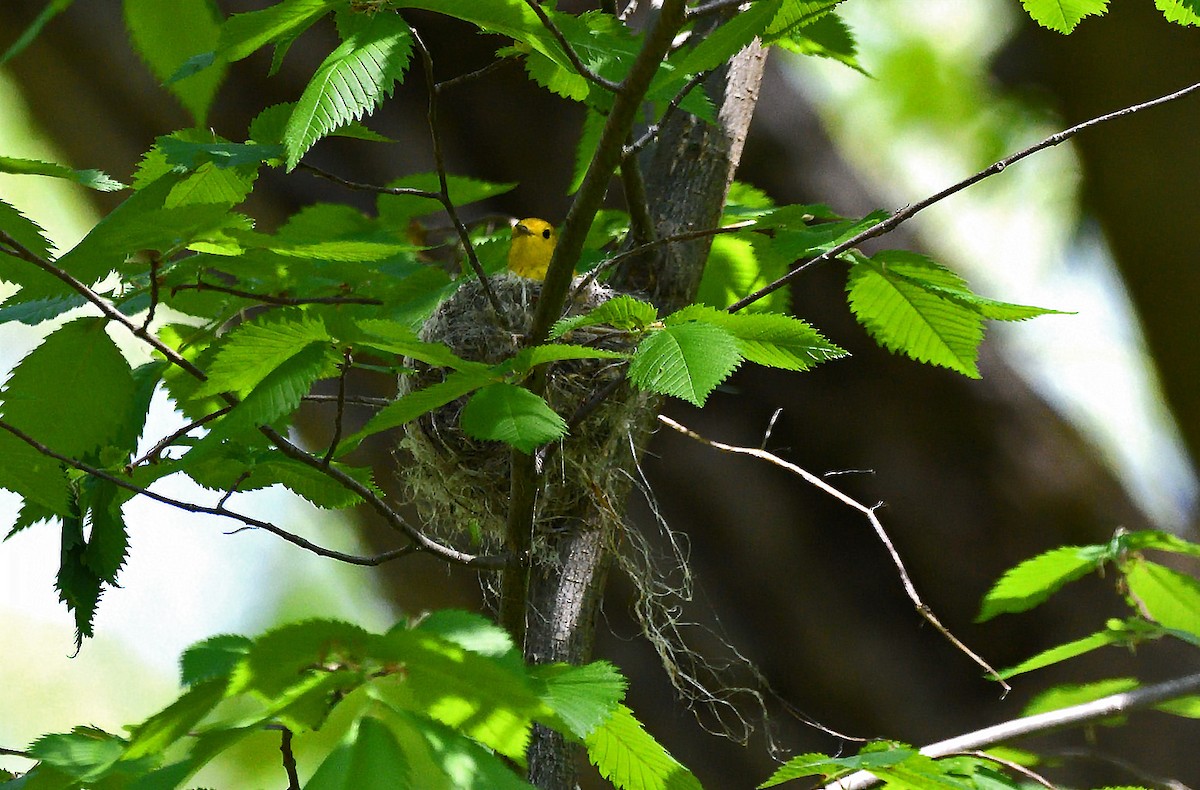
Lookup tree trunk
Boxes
[522,34,768,789]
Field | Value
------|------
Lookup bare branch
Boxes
[522,0,621,92]
[130,407,231,467]
[623,69,709,159]
[278,726,301,790]
[728,79,1200,313]
[657,414,1009,691]
[322,349,352,466]
[435,53,516,91]
[820,672,1200,790]
[298,162,441,199]
[304,393,391,408]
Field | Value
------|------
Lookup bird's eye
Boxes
[542,228,552,239]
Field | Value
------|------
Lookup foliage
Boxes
[5,611,697,789]
[0,0,1196,788]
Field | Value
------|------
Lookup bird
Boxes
[507,217,557,281]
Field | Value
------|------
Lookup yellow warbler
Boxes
[507,218,557,280]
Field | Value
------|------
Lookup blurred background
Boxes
[2,1,1198,786]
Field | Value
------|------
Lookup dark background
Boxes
[2,1,1198,786]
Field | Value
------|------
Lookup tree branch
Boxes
[522,0,621,92]
[172,279,382,306]
[657,414,1009,691]
[820,672,1200,790]
[727,78,1200,313]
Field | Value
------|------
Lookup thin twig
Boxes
[621,133,656,247]
[0,418,435,568]
[322,350,352,466]
[657,414,1009,691]
[172,280,382,306]
[216,471,251,509]
[0,230,205,379]
[954,751,1056,790]
[727,79,1200,313]
[410,27,505,317]
[624,69,709,159]
[820,672,1200,790]
[304,393,391,408]
[279,726,301,790]
[435,54,516,91]
[298,162,441,199]
[522,0,621,92]
[130,407,232,467]
[572,220,754,296]
[141,252,161,333]
[686,0,762,20]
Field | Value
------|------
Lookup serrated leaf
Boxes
[58,514,104,643]
[340,367,492,454]
[80,479,128,584]
[1019,0,1109,32]
[197,314,331,397]
[845,250,987,377]
[0,318,137,458]
[217,0,339,64]
[180,633,254,686]
[764,0,846,38]
[0,426,71,517]
[158,138,285,169]
[0,198,54,267]
[507,344,627,373]
[998,627,1134,679]
[306,715,412,790]
[629,322,741,406]
[231,619,374,698]
[759,748,917,787]
[186,447,375,509]
[412,610,519,662]
[773,11,864,74]
[460,383,567,454]
[1115,529,1200,558]
[668,304,846,371]
[550,295,659,338]
[124,0,224,124]
[676,0,782,75]
[283,12,413,169]
[1023,678,1137,717]
[353,319,476,369]
[585,704,700,790]
[0,155,124,191]
[1125,560,1200,637]
[27,727,126,782]
[1156,0,1200,26]
[534,661,626,739]
[124,678,227,760]
[390,708,534,789]
[976,544,1107,621]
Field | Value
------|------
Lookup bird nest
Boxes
[397,273,654,550]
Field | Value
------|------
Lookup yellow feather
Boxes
[507,218,557,281]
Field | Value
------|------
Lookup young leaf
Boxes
[534,661,626,740]
[668,304,846,371]
[1019,0,1110,33]
[58,513,105,643]
[197,314,332,397]
[845,250,991,377]
[585,704,701,790]
[550,295,659,339]
[123,678,227,760]
[217,0,339,64]
[0,317,138,458]
[507,344,627,373]
[760,748,916,787]
[1124,559,1200,637]
[388,708,534,789]
[340,367,493,454]
[459,383,568,454]
[305,715,412,790]
[124,0,225,124]
[675,0,783,75]
[976,544,1108,621]
[26,727,127,783]
[629,322,742,406]
[1022,678,1138,717]
[696,233,792,315]
[0,155,124,192]
[283,11,413,169]
[997,620,1156,679]
[180,633,254,686]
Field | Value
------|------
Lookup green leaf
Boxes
[0,155,124,191]
[0,426,71,518]
[1023,678,1137,717]
[197,314,332,397]
[676,0,782,75]
[534,661,626,739]
[997,620,1157,679]
[845,250,989,377]
[80,479,128,585]
[217,0,339,64]
[1125,559,1200,637]
[759,748,916,787]
[0,0,74,67]
[1115,529,1200,559]
[158,138,285,170]
[124,679,227,760]
[1156,0,1200,26]
[186,447,375,509]
[696,233,791,315]
[772,11,863,73]
[550,295,659,339]
[460,383,567,454]
[306,715,411,790]
[507,344,627,373]
[412,610,519,663]
[390,708,534,789]
[976,544,1107,621]
[340,367,493,454]
[1019,0,1110,32]
[668,304,846,371]
[230,619,374,698]
[629,322,741,406]
[764,0,846,38]
[180,633,254,686]
[0,318,138,458]
[585,704,701,790]
[58,513,104,643]
[27,727,126,782]
[0,198,54,264]
[124,0,224,124]
[283,11,413,169]
[353,319,476,369]
[570,108,607,195]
